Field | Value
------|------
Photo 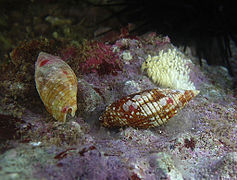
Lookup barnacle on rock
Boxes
[35,52,77,122]
[142,48,196,90]
[100,88,199,128]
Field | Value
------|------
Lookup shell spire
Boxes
[35,52,77,122]
[100,88,199,128]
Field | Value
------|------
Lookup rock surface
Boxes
[0,32,236,180]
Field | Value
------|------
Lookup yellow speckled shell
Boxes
[35,52,77,122]
[100,88,199,128]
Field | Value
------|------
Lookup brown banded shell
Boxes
[100,88,199,128]
[35,52,77,122]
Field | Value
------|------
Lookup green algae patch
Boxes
[0,144,55,180]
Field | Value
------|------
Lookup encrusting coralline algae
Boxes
[0,32,236,180]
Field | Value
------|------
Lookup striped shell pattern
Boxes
[35,52,77,122]
[100,88,199,128]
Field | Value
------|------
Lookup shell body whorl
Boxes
[100,88,199,128]
[35,52,77,122]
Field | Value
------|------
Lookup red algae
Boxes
[54,148,77,160]
[184,137,196,151]
[78,145,96,156]
[78,40,123,75]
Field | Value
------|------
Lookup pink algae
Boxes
[79,41,123,76]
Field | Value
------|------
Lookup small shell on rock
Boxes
[100,88,199,128]
[35,52,77,122]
